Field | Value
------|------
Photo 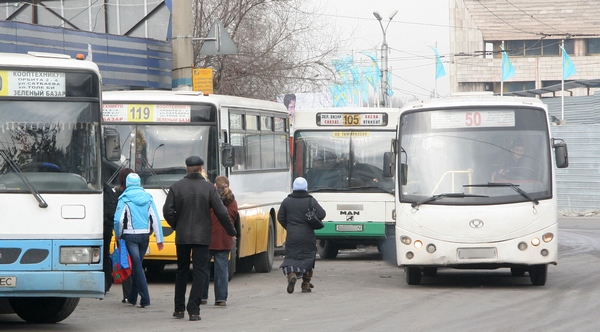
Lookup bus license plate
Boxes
[0,276,16,287]
[336,224,363,232]
[457,248,497,259]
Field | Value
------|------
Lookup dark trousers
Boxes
[102,228,113,293]
[174,244,209,315]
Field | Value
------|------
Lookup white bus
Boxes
[102,90,291,277]
[0,52,113,322]
[383,95,568,285]
[292,108,398,259]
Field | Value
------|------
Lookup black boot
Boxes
[287,273,297,294]
[301,269,313,293]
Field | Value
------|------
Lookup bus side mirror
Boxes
[103,128,121,161]
[221,143,235,168]
[400,163,408,186]
[553,139,568,168]
[383,152,395,178]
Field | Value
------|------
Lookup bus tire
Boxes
[253,221,274,273]
[510,267,526,277]
[529,264,548,286]
[144,262,165,274]
[405,267,422,285]
[422,267,437,277]
[317,240,339,259]
[9,297,79,323]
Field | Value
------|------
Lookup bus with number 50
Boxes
[383,95,568,286]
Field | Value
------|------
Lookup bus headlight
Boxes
[60,247,101,264]
[414,240,423,249]
[406,251,414,259]
[400,236,412,245]
[426,244,436,253]
[531,237,541,246]
[518,242,528,251]
[542,233,554,243]
[541,249,549,257]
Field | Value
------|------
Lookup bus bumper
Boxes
[315,222,386,240]
[0,271,104,298]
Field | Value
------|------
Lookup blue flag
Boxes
[560,46,576,80]
[430,46,446,79]
[501,47,515,81]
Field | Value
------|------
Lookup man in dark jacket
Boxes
[163,155,236,322]
[103,183,118,294]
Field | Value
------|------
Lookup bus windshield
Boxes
[294,130,395,193]
[0,100,100,192]
[400,107,552,205]
[104,124,215,188]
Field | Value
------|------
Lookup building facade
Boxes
[450,0,600,96]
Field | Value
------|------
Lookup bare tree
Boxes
[194,0,340,100]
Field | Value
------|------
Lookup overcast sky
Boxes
[313,0,451,102]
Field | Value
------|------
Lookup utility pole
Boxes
[171,0,194,89]
[373,10,397,108]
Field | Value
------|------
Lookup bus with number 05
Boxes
[0,52,119,323]
[291,107,399,259]
[102,90,291,278]
[383,95,568,286]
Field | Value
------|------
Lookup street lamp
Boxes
[373,10,398,107]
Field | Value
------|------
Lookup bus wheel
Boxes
[405,267,422,285]
[317,240,339,259]
[144,262,165,274]
[9,297,79,323]
[510,267,527,277]
[253,221,274,273]
[529,264,548,286]
[422,267,437,277]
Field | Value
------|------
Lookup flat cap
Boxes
[185,155,204,166]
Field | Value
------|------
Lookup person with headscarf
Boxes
[277,177,326,294]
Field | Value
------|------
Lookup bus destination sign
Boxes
[317,113,387,126]
[102,104,191,123]
[430,110,515,129]
[0,70,66,97]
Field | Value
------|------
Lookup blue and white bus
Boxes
[384,95,568,286]
[0,52,112,322]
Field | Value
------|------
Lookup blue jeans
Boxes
[201,250,230,302]
[123,233,150,306]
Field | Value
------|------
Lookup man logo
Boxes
[346,216,354,221]
[469,219,484,228]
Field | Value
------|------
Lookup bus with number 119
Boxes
[102,90,291,277]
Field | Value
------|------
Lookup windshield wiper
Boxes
[411,192,488,208]
[464,182,539,205]
[142,157,169,195]
[0,150,48,208]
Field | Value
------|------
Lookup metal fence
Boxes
[546,94,600,215]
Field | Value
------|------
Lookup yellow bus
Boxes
[102,90,290,278]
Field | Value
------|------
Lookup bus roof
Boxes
[403,95,547,111]
[103,90,287,113]
[0,52,100,73]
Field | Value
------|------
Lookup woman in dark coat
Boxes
[277,177,326,294]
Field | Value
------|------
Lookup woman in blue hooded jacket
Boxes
[114,173,164,308]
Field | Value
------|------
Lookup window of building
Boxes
[587,38,600,54]
[506,81,535,92]
[496,39,570,57]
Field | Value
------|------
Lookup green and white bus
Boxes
[291,108,399,259]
